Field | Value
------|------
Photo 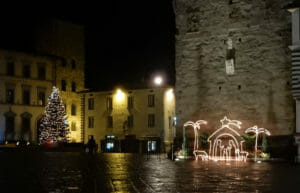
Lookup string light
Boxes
[39,86,70,144]
[183,120,207,160]
[185,116,270,162]
[207,117,248,162]
[245,126,271,161]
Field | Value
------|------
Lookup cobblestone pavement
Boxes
[0,152,300,193]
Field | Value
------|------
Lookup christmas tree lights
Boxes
[39,86,70,144]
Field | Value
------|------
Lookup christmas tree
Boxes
[39,86,70,144]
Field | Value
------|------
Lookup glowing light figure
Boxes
[193,150,208,160]
[183,120,207,160]
[207,116,248,162]
[245,126,271,161]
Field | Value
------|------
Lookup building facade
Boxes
[82,87,175,153]
[173,0,294,147]
[287,1,300,162]
[0,20,85,143]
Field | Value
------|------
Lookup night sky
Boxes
[0,1,175,90]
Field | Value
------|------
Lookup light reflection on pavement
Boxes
[0,152,299,193]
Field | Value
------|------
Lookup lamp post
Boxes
[171,117,176,160]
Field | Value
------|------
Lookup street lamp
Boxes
[154,76,163,86]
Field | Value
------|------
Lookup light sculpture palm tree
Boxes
[245,126,271,161]
[183,120,207,151]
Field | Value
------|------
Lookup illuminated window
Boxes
[106,142,114,150]
[88,98,94,110]
[148,95,155,107]
[88,117,94,128]
[106,97,113,110]
[61,80,66,91]
[71,104,76,116]
[106,135,115,139]
[127,96,134,109]
[147,141,156,152]
[128,115,133,128]
[107,116,113,128]
[148,114,155,128]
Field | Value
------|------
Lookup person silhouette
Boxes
[87,136,97,154]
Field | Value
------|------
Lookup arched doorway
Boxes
[4,110,16,141]
[36,115,44,143]
[21,112,32,141]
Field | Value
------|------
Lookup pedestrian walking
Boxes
[87,136,97,155]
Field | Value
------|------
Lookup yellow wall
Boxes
[83,87,176,151]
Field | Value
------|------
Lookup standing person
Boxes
[87,136,97,155]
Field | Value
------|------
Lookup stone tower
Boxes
[174,0,294,138]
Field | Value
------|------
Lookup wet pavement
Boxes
[0,152,299,193]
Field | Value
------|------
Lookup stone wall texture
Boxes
[174,0,294,136]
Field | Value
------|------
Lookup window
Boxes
[38,66,46,80]
[88,117,94,128]
[147,141,157,152]
[128,115,133,128]
[88,98,94,110]
[6,62,14,76]
[23,64,31,78]
[148,114,155,128]
[71,104,76,116]
[106,142,114,151]
[127,96,133,109]
[106,97,113,110]
[148,95,155,107]
[61,80,66,91]
[37,90,45,106]
[6,88,14,104]
[71,122,76,131]
[107,116,113,128]
[71,59,76,69]
[22,88,30,105]
[168,116,172,129]
[72,82,76,92]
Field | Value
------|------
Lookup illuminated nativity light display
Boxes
[245,126,271,161]
[183,120,208,160]
[184,116,271,162]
